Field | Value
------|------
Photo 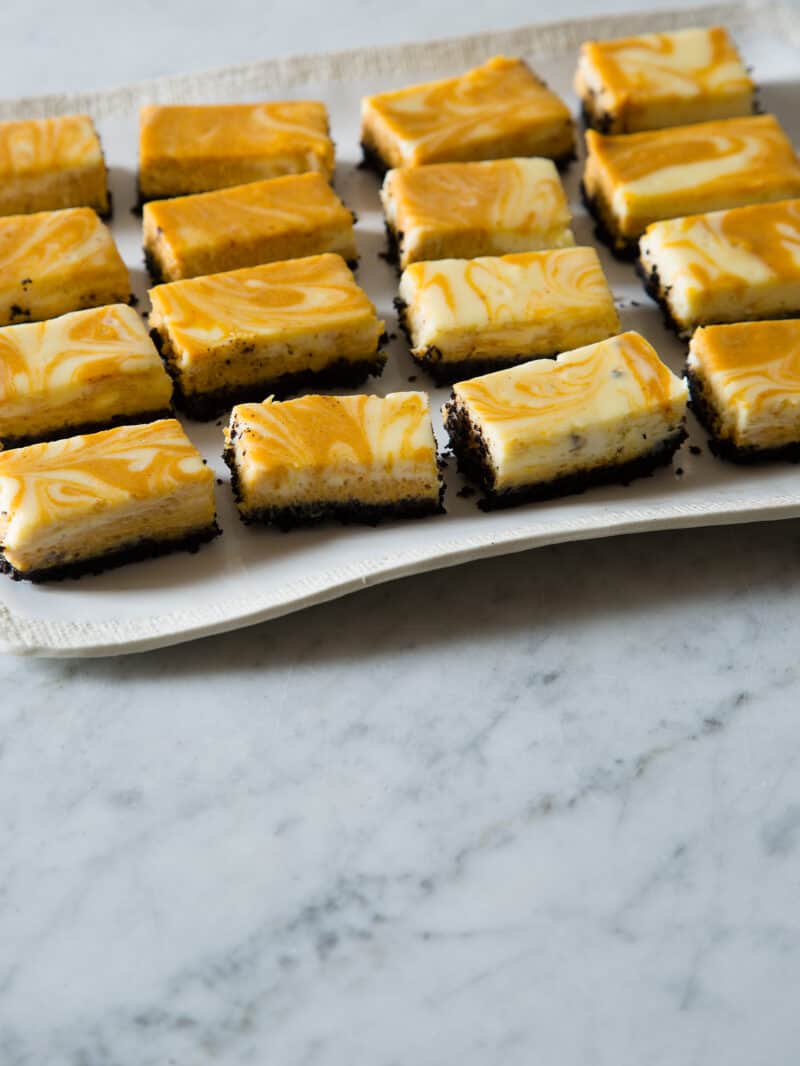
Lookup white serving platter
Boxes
[1,0,799,657]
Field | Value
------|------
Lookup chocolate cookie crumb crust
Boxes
[580,180,639,260]
[0,523,221,584]
[0,406,174,452]
[443,396,687,510]
[360,141,576,179]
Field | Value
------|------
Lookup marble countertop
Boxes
[3,2,800,1063]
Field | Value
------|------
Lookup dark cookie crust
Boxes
[360,141,577,179]
[635,257,686,337]
[579,180,640,261]
[687,364,800,464]
[0,523,221,584]
[143,244,359,287]
[0,407,174,452]
[443,395,687,510]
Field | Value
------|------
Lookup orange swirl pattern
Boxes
[0,114,102,176]
[362,56,573,167]
[149,254,383,359]
[0,207,123,281]
[690,321,800,415]
[0,420,211,540]
[230,392,437,476]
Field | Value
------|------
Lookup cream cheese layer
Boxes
[449,331,687,488]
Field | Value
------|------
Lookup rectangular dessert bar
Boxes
[381,157,574,271]
[583,114,800,256]
[361,56,575,174]
[396,247,619,384]
[143,172,357,284]
[575,26,755,134]
[224,392,444,529]
[638,199,800,336]
[443,331,688,510]
[0,114,110,218]
[686,319,800,462]
[149,253,386,419]
[0,419,219,582]
[0,304,173,448]
[138,102,335,202]
[0,207,130,326]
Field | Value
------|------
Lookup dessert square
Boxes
[686,319,800,461]
[224,391,444,529]
[143,172,357,284]
[0,419,219,582]
[0,304,173,448]
[0,207,130,326]
[360,56,575,174]
[582,114,800,257]
[638,199,800,337]
[0,114,110,218]
[381,157,574,271]
[396,247,619,384]
[443,331,688,510]
[149,253,386,419]
[138,102,335,202]
[576,26,755,134]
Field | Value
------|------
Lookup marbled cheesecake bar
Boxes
[638,199,800,336]
[138,102,335,202]
[0,114,110,217]
[224,391,444,529]
[360,56,575,174]
[0,304,173,448]
[380,157,574,271]
[582,114,800,256]
[0,419,219,582]
[143,172,357,283]
[0,207,130,326]
[149,253,386,419]
[443,331,688,509]
[686,319,800,461]
[576,26,754,134]
[396,247,619,384]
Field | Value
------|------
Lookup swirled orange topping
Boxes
[381,158,574,268]
[361,56,575,169]
[143,172,356,282]
[576,27,754,133]
[0,114,109,216]
[139,102,334,198]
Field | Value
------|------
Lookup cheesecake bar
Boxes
[381,157,574,270]
[686,319,800,461]
[0,419,219,581]
[583,114,800,256]
[149,253,385,419]
[396,247,619,384]
[576,26,754,134]
[138,102,335,202]
[224,391,444,529]
[0,304,173,448]
[638,199,800,336]
[443,331,688,509]
[361,56,575,174]
[143,172,357,283]
[0,114,110,218]
[0,207,130,326]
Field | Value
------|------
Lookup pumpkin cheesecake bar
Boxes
[138,102,335,202]
[381,157,574,270]
[638,199,800,336]
[143,172,357,283]
[443,331,688,509]
[0,207,130,326]
[0,304,173,448]
[149,253,386,419]
[0,114,110,218]
[686,319,800,461]
[224,391,444,529]
[582,114,800,256]
[0,419,219,582]
[396,247,619,384]
[360,56,575,174]
[576,26,755,134]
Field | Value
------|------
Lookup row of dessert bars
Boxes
[2,25,800,582]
